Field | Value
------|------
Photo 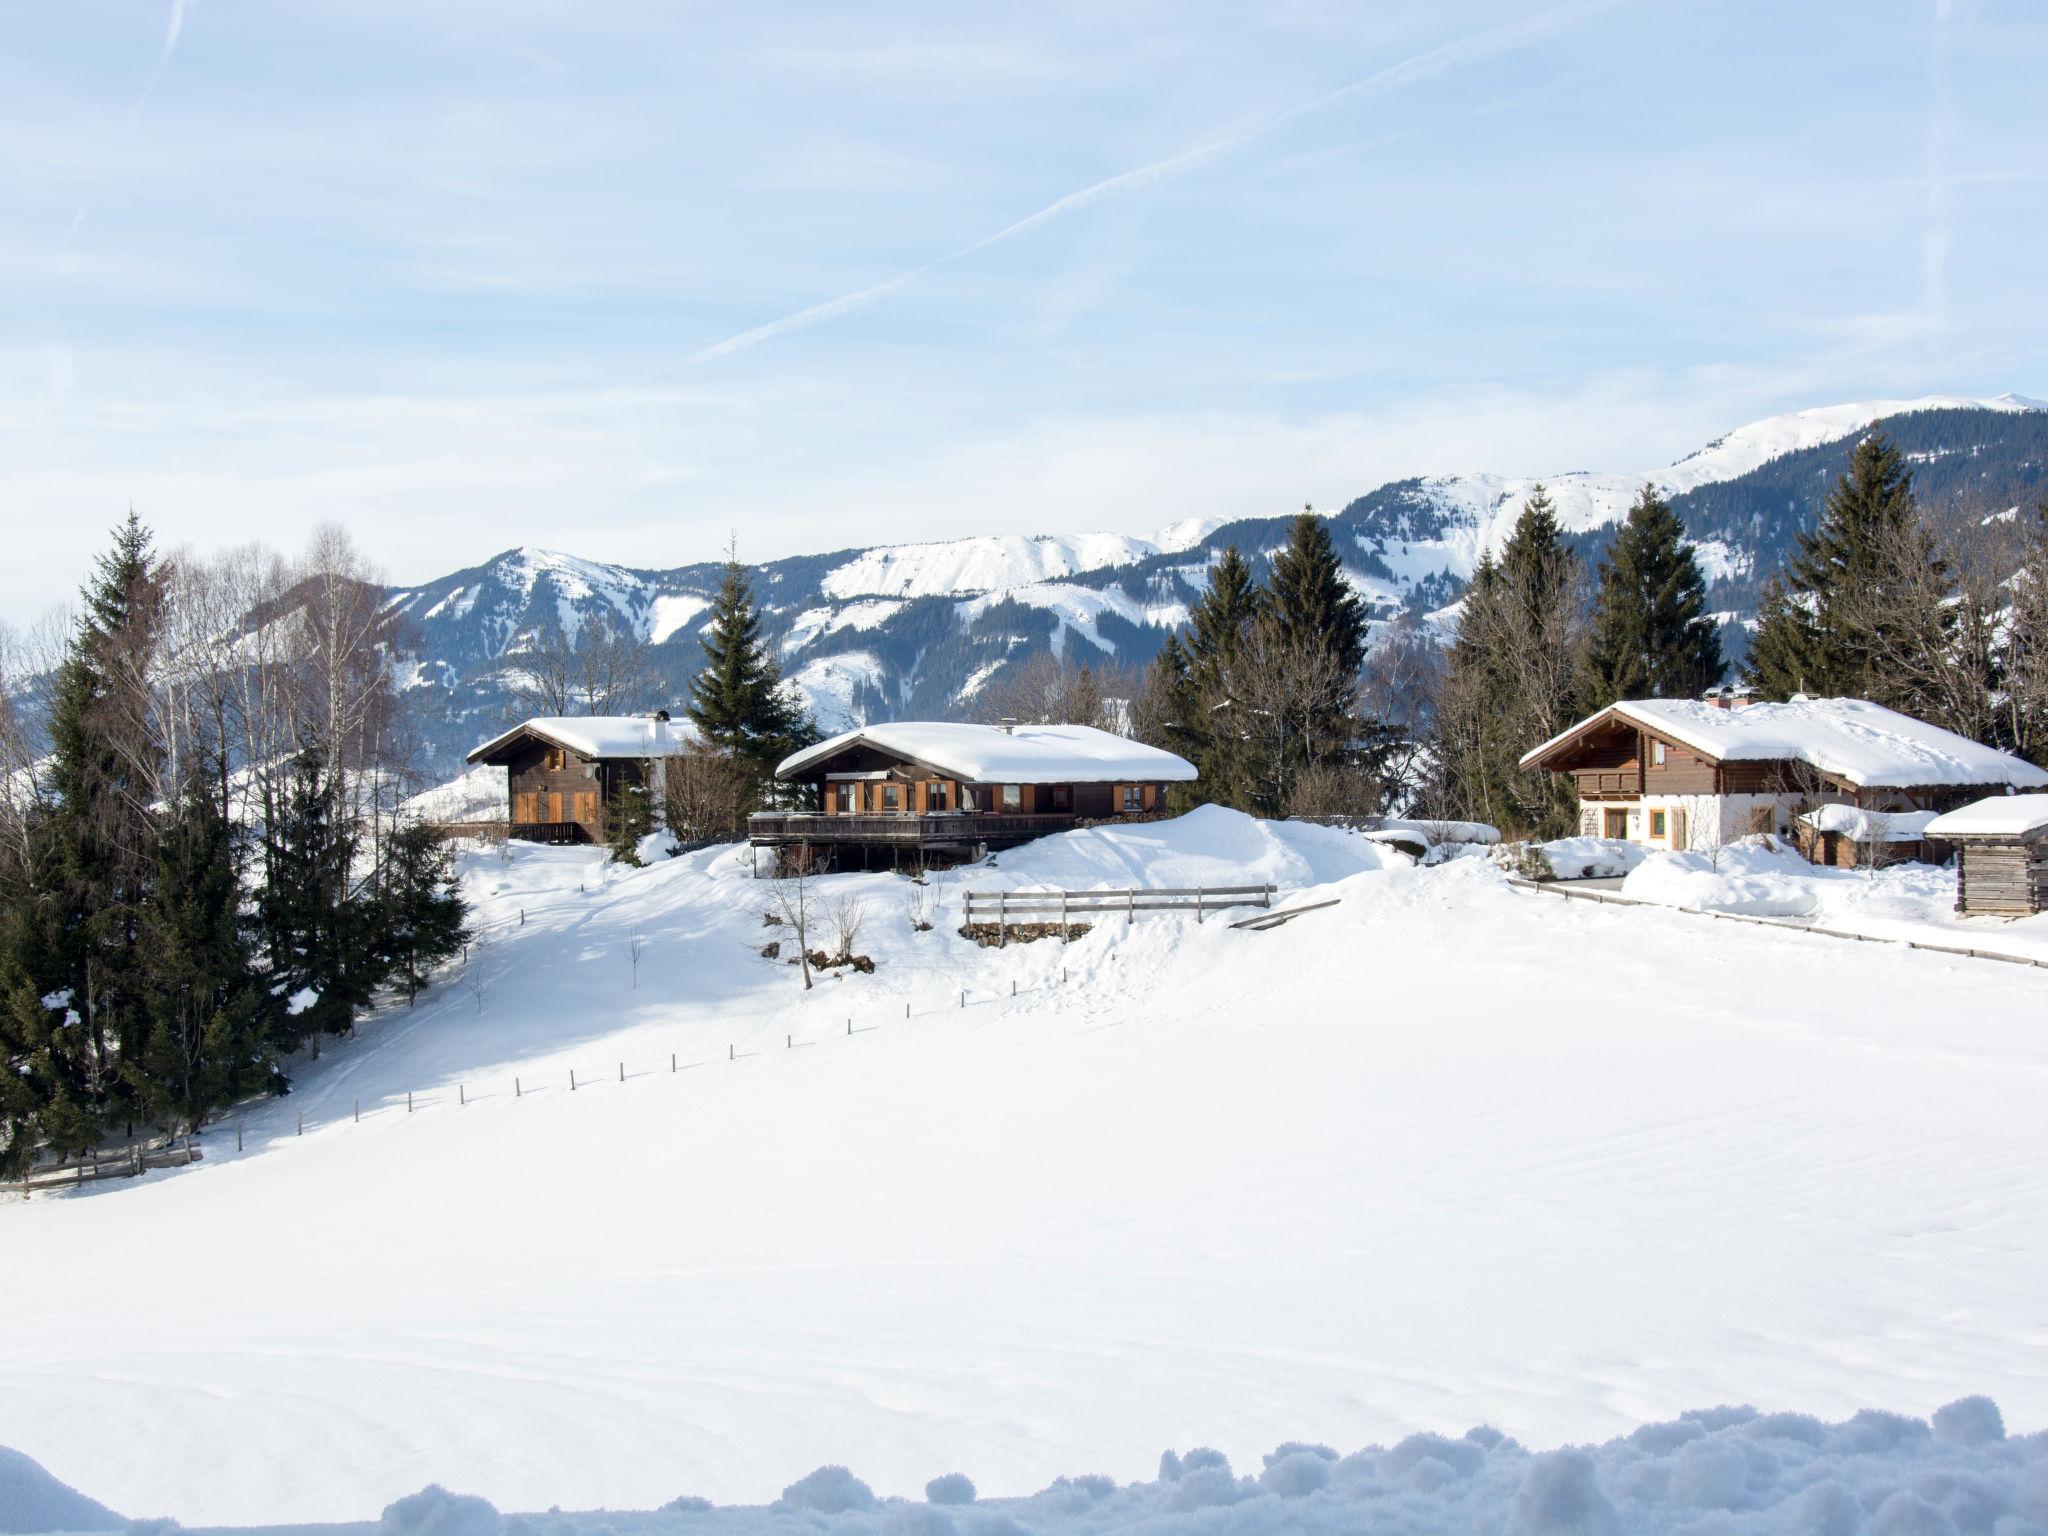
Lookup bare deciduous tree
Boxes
[973,651,1136,733]
[824,892,868,964]
[509,608,655,720]
[662,747,755,844]
[768,848,816,990]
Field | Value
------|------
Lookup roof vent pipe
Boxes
[1000,717,1018,734]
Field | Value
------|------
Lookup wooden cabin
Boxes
[1925,796,2048,914]
[749,720,1197,870]
[1520,692,2048,861]
[466,713,695,844]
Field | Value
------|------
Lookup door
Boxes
[546,792,563,823]
[1603,807,1628,839]
[573,791,597,826]
[1671,807,1688,851]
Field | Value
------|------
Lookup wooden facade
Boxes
[1949,831,2048,915]
[467,719,675,845]
[752,734,1173,869]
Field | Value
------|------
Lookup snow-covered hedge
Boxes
[1621,837,1825,916]
[1501,836,1651,882]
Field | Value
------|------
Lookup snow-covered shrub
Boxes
[780,1465,876,1514]
[1869,1488,1960,1536]
[886,1506,958,1536]
[1508,1449,1620,1536]
[1259,1450,1330,1498]
[1490,841,1556,881]
[378,1484,503,1536]
[1667,1437,1750,1509]
[926,1473,977,1505]
[1382,1431,1486,1481]
[1932,1395,2005,1447]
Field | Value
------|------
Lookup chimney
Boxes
[999,717,1018,734]
[1702,686,1728,710]
[1728,686,1756,711]
[649,709,670,722]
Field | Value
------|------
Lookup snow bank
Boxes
[1526,837,1648,881]
[0,1444,121,1532]
[1799,804,1938,843]
[1621,839,1823,915]
[42,1396,2048,1535]
[992,805,1403,891]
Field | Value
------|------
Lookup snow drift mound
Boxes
[1621,838,1824,916]
[0,1445,121,1533]
[52,1395,2048,1536]
[993,805,1401,891]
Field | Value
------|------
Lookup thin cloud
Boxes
[131,0,192,122]
[682,0,1628,366]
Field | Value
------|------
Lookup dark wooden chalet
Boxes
[749,720,1198,870]
[467,713,694,844]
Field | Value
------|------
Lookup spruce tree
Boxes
[1265,507,1369,679]
[374,821,470,1005]
[42,511,167,1137]
[1177,546,1266,809]
[1584,486,1723,706]
[686,546,811,790]
[603,773,654,867]
[262,749,373,1051]
[1429,490,1586,838]
[137,768,278,1136]
[1745,432,1948,708]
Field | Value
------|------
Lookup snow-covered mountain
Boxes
[387,396,2048,773]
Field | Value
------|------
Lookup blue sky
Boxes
[2,1,2044,619]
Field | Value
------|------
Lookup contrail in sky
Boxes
[684,0,1628,366]
[130,0,191,121]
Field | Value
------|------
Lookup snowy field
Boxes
[4,811,2048,1527]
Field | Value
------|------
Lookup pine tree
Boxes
[374,821,470,1005]
[136,768,278,1136]
[1584,486,1723,706]
[1176,546,1266,808]
[1430,490,1586,838]
[686,546,812,791]
[1745,433,1948,708]
[603,773,654,867]
[42,511,167,1138]
[1265,507,1369,679]
[262,749,373,1051]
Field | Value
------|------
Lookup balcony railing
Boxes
[747,812,1077,845]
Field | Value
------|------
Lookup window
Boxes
[1001,784,1022,811]
[838,783,860,815]
[1050,785,1071,811]
[1649,809,1667,839]
[1122,784,1144,813]
[1652,741,1667,767]
[927,781,949,811]
[882,784,902,812]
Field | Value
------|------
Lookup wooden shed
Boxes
[1924,795,2048,915]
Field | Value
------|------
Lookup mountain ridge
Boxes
[387,394,2048,775]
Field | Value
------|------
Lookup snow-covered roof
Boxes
[1523,697,2048,791]
[776,722,1197,784]
[467,715,699,764]
[1796,804,1938,842]
[1924,794,2048,840]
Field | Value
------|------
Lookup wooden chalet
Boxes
[467,713,695,844]
[749,720,1197,870]
[1925,795,2048,914]
[1520,691,2048,864]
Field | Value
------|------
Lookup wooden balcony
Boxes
[1572,770,1642,800]
[747,812,1077,848]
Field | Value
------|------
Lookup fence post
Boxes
[1011,978,1017,997]
[1197,888,1204,923]
[460,1084,465,1106]
[407,1091,413,1114]
[671,1052,676,1073]
[297,1112,303,1136]
[570,1069,577,1092]
[515,1076,522,1098]
[729,1043,734,1061]
[1127,888,1134,925]
[1061,890,1069,943]
[619,1061,624,1083]
[905,1001,910,1019]
[998,890,1007,947]
[354,1099,359,1123]
[236,1124,243,1152]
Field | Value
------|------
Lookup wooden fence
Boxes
[962,883,1277,943]
[18,1141,203,1196]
